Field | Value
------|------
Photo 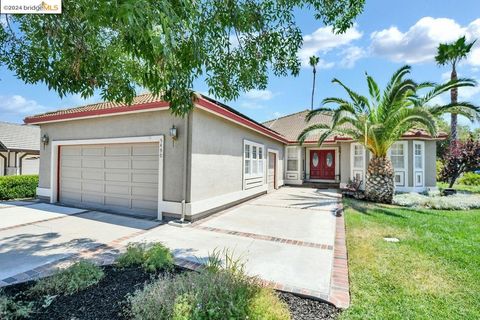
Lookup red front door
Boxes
[310,150,335,180]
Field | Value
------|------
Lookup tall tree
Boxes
[0,0,365,116]
[298,65,478,203]
[309,55,320,110]
[435,36,476,141]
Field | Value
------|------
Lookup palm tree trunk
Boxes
[311,68,316,110]
[365,156,395,204]
[450,65,458,142]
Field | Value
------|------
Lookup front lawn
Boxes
[437,182,480,194]
[341,199,480,320]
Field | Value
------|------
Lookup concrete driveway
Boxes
[0,201,160,284]
[128,187,346,304]
[0,187,349,307]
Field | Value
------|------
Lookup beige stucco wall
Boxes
[188,108,285,202]
[37,110,187,202]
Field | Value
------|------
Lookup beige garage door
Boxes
[59,143,159,218]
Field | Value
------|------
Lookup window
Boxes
[388,141,408,187]
[353,144,364,169]
[244,141,264,177]
[390,143,405,169]
[413,141,424,187]
[351,143,365,184]
[286,147,299,172]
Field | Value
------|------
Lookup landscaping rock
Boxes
[279,292,340,320]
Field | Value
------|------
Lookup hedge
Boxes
[0,175,38,200]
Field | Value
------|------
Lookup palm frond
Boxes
[298,124,331,144]
[305,107,334,122]
[418,78,477,106]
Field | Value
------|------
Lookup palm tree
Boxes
[435,36,476,142]
[298,65,478,203]
[309,55,320,110]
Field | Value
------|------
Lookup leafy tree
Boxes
[298,65,478,203]
[439,138,480,188]
[435,117,480,158]
[309,55,320,110]
[0,0,365,116]
[435,36,477,141]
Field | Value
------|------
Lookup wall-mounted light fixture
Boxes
[41,134,49,149]
[169,125,178,141]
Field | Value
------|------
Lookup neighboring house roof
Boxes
[263,110,447,143]
[24,93,288,144]
[0,122,40,151]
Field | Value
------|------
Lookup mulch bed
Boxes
[3,265,340,319]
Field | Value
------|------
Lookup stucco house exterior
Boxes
[0,122,40,176]
[24,93,443,221]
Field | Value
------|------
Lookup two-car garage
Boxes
[57,140,162,218]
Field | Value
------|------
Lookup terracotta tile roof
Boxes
[24,93,164,122]
[0,122,40,151]
[263,110,447,142]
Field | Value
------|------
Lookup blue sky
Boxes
[1,0,479,128]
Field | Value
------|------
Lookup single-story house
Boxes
[24,93,443,220]
[0,122,40,176]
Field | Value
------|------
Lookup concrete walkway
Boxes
[128,187,345,304]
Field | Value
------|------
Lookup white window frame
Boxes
[243,140,265,179]
[413,140,425,187]
[388,141,408,187]
[350,143,366,183]
[286,146,300,173]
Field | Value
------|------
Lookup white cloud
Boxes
[339,46,366,68]
[239,101,265,110]
[0,95,47,115]
[244,89,274,101]
[370,17,480,65]
[299,24,362,67]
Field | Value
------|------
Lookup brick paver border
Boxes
[327,202,350,309]
[194,225,334,251]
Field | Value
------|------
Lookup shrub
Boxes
[31,260,104,295]
[0,175,38,200]
[0,291,34,320]
[458,172,480,186]
[117,243,146,268]
[128,252,290,320]
[393,192,480,210]
[143,243,174,272]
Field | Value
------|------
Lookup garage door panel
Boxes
[132,159,157,170]
[82,170,104,180]
[61,179,82,191]
[62,158,82,168]
[105,145,131,156]
[61,168,82,179]
[59,142,159,218]
[82,147,104,156]
[106,172,130,182]
[61,191,82,202]
[105,196,130,207]
[105,184,130,195]
[132,199,157,211]
[105,159,130,169]
[132,145,157,156]
[82,182,104,193]
[62,147,82,156]
[132,186,157,197]
[132,172,158,183]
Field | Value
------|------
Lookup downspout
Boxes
[181,112,190,222]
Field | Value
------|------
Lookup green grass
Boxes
[437,182,480,194]
[341,199,480,320]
